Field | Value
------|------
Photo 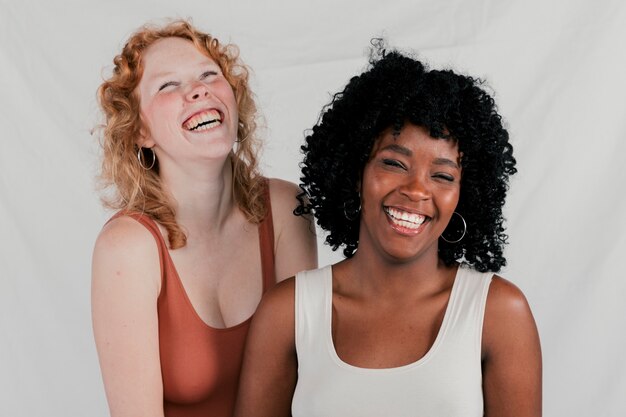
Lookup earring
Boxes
[137,147,156,170]
[441,212,467,243]
[343,195,361,221]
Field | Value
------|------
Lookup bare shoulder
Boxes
[266,178,317,280]
[482,277,542,415]
[483,274,540,357]
[236,276,298,417]
[92,215,161,292]
[95,215,155,249]
[486,275,533,316]
[267,177,302,215]
[255,276,296,323]
[91,215,165,416]
[247,276,297,351]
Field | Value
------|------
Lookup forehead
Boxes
[372,124,459,155]
[141,37,216,73]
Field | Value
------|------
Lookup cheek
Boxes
[360,171,392,212]
[144,96,178,125]
[153,93,179,110]
[442,188,461,213]
[218,82,238,108]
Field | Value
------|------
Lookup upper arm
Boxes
[482,276,542,417]
[268,178,317,281]
[91,217,165,417]
[235,278,298,417]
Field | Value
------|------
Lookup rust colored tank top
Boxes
[115,187,275,417]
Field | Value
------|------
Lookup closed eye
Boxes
[433,173,455,182]
[158,81,178,91]
[382,159,406,170]
[200,70,219,80]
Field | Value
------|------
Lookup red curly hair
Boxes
[96,19,265,249]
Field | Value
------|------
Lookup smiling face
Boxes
[357,124,462,263]
[136,37,238,166]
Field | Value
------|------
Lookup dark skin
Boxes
[235,125,541,417]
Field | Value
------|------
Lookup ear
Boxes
[136,124,155,149]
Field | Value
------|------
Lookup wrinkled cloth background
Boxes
[1,0,624,415]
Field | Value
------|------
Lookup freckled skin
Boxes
[93,28,318,417]
[137,37,239,167]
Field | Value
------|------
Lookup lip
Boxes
[181,107,225,129]
[383,205,430,236]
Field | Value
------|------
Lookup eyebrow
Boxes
[380,143,412,156]
[432,158,460,169]
[380,144,460,168]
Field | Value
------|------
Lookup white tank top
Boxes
[292,265,493,417]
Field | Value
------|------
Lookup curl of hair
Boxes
[96,19,265,249]
[295,44,517,272]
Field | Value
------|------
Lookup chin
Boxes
[197,140,236,159]
[378,246,422,264]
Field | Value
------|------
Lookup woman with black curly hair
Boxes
[235,47,541,417]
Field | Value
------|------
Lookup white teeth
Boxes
[192,120,220,131]
[183,109,222,131]
[394,219,420,229]
[384,207,426,229]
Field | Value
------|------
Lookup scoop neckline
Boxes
[122,210,266,332]
[324,264,463,373]
[156,224,262,333]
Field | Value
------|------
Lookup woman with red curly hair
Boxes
[91,19,317,417]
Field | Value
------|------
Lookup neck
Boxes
[341,242,453,299]
[160,155,237,239]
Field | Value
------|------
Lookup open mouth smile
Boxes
[384,206,428,231]
[182,109,222,131]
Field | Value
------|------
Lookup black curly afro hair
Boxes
[295,44,517,272]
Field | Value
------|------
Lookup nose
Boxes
[185,82,209,101]
[398,175,431,201]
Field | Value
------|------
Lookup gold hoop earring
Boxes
[137,147,156,170]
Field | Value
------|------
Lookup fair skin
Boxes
[235,124,541,417]
[92,37,317,417]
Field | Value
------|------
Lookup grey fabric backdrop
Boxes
[1,0,624,415]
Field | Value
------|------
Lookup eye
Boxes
[158,81,178,91]
[433,173,455,182]
[200,70,218,80]
[382,159,407,170]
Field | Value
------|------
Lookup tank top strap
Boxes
[449,266,493,316]
[107,211,169,249]
[258,178,276,292]
[105,211,171,289]
[111,211,170,256]
[295,266,332,354]
[440,265,493,351]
